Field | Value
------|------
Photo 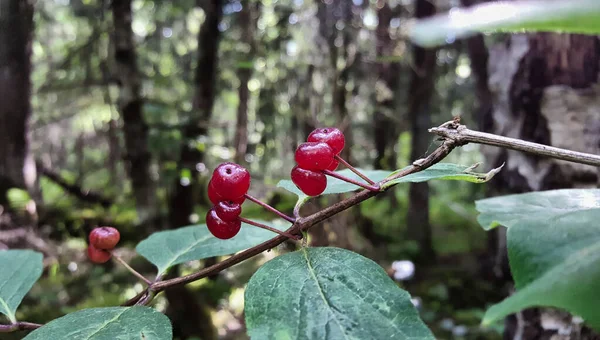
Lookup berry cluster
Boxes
[87,226,120,263]
[206,162,250,239]
[291,128,345,196]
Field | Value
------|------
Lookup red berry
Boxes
[208,180,245,205]
[327,159,339,171]
[307,127,345,155]
[210,163,251,201]
[295,142,334,171]
[206,208,241,239]
[89,227,120,250]
[87,244,112,264]
[215,201,242,221]
[290,166,327,196]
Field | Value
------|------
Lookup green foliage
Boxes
[136,219,290,275]
[0,250,43,323]
[23,307,172,340]
[245,247,434,340]
[277,164,500,211]
[409,0,600,47]
[476,189,600,330]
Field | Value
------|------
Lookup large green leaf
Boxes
[0,250,43,323]
[137,220,290,275]
[476,189,600,330]
[476,189,600,230]
[277,163,500,210]
[409,0,600,47]
[24,306,172,340]
[245,247,434,339]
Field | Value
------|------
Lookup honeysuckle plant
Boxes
[4,1,600,337]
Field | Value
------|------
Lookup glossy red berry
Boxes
[210,163,251,201]
[307,127,345,155]
[291,166,327,196]
[326,158,339,171]
[87,244,112,264]
[215,201,242,221]
[89,227,120,250]
[206,208,242,239]
[208,180,245,205]
[295,142,334,171]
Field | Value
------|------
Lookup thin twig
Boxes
[322,170,380,191]
[244,194,296,223]
[121,290,148,307]
[335,155,376,184]
[112,254,152,285]
[429,121,600,167]
[0,322,42,332]
[145,134,458,294]
[239,217,300,240]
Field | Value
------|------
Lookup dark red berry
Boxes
[89,227,120,250]
[295,142,334,171]
[87,244,112,264]
[206,208,242,239]
[327,159,339,171]
[290,166,327,196]
[210,163,251,201]
[215,201,242,221]
[208,180,245,205]
[307,127,345,155]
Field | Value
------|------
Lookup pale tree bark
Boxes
[486,33,600,339]
[111,0,156,222]
[0,0,36,215]
[233,1,259,165]
[406,0,436,265]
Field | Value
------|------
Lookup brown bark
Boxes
[486,33,600,339]
[373,0,400,170]
[234,2,259,165]
[406,0,436,265]
[0,0,35,211]
[165,2,222,339]
[111,0,155,222]
[168,0,221,228]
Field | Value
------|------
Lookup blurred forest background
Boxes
[1,0,599,339]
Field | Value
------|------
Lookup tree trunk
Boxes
[111,0,155,222]
[0,0,36,214]
[165,2,222,339]
[373,0,400,170]
[486,33,600,339]
[234,2,259,165]
[168,0,222,228]
[406,0,436,265]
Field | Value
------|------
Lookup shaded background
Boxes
[1,0,599,339]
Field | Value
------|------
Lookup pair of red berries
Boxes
[291,128,345,196]
[87,227,120,264]
[206,163,251,239]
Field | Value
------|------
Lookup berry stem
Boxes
[239,217,301,240]
[112,253,152,285]
[322,169,380,192]
[244,194,296,223]
[334,155,375,185]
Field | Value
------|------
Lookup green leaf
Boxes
[383,163,503,188]
[475,189,600,230]
[137,220,290,275]
[245,247,434,339]
[481,209,600,330]
[408,0,600,47]
[24,306,172,340]
[277,163,500,210]
[0,250,43,323]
